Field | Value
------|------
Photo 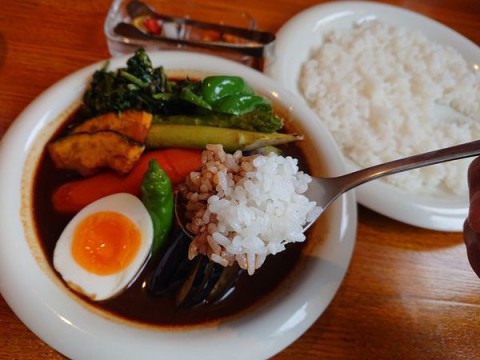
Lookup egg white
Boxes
[53,193,153,301]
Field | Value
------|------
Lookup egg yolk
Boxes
[71,211,142,276]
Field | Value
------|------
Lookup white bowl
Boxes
[264,1,480,231]
[0,51,357,359]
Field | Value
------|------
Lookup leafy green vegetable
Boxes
[179,84,212,111]
[82,48,191,119]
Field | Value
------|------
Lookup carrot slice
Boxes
[52,148,202,213]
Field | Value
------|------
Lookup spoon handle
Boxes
[126,0,276,44]
[337,139,480,192]
[114,23,267,57]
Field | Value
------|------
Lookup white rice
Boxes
[299,20,480,195]
[183,144,321,275]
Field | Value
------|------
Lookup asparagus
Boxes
[153,110,283,133]
[145,124,302,152]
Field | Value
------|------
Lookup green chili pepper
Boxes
[201,76,254,103]
[141,159,174,257]
[176,75,274,117]
[213,94,272,115]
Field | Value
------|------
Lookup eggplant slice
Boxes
[147,229,244,307]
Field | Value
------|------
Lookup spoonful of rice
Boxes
[176,141,480,275]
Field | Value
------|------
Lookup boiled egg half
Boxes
[53,193,153,301]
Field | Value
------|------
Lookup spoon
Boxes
[126,0,276,45]
[114,23,268,57]
[115,0,275,58]
[176,139,480,236]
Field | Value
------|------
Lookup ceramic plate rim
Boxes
[264,0,480,231]
[0,51,357,359]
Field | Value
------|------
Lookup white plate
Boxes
[0,51,357,359]
[264,1,480,231]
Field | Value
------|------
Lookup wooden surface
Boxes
[1,0,480,358]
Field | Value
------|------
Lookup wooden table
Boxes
[1,0,479,358]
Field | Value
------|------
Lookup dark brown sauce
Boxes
[33,114,314,328]
[96,239,304,326]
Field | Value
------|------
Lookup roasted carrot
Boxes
[52,148,202,213]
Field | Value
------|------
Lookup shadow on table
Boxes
[358,205,464,251]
